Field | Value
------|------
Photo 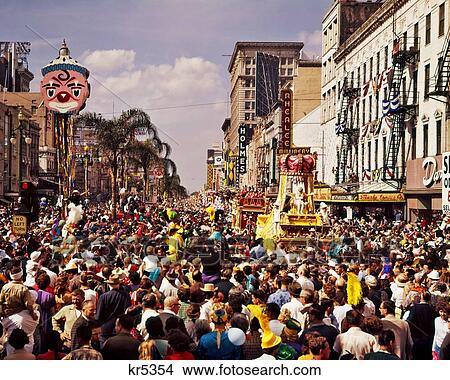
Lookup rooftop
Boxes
[228,41,304,73]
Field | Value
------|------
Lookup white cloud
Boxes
[298,30,322,56]
[82,53,228,192]
[81,49,136,73]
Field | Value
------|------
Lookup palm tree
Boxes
[77,108,159,218]
[127,140,162,201]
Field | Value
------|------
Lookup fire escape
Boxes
[430,28,450,98]
[335,77,359,184]
[382,38,419,189]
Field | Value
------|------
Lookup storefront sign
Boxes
[358,193,405,202]
[280,89,292,149]
[314,187,332,201]
[423,156,443,188]
[442,152,450,215]
[239,197,265,208]
[238,124,247,174]
[332,194,357,201]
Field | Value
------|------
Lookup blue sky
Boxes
[2,0,331,192]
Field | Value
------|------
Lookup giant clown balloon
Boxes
[40,40,90,114]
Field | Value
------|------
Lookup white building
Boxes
[323,0,449,220]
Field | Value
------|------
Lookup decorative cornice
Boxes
[334,0,409,63]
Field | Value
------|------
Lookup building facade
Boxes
[324,0,449,220]
[226,41,304,187]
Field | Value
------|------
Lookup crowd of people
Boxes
[0,192,449,361]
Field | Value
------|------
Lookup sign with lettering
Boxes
[358,193,405,202]
[238,124,247,174]
[12,215,27,235]
[280,89,293,149]
[277,147,311,155]
[423,156,443,188]
[442,153,450,215]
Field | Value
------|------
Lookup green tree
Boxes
[78,109,158,218]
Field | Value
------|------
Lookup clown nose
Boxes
[57,91,71,103]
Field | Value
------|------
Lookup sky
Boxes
[1,0,331,192]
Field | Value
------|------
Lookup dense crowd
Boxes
[0,193,449,361]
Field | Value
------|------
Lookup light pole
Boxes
[10,108,32,188]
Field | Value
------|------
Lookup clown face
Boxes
[40,69,90,114]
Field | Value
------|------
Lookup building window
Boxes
[411,127,417,160]
[376,92,379,120]
[245,58,252,65]
[369,57,373,79]
[245,101,252,110]
[437,120,442,155]
[368,96,372,121]
[376,52,380,75]
[280,57,286,65]
[424,64,430,98]
[426,13,431,44]
[413,69,418,104]
[439,3,445,37]
[357,67,361,87]
[362,99,366,125]
[384,46,388,70]
[287,58,293,65]
[363,62,367,82]
[423,124,428,157]
[367,141,372,171]
[374,138,379,169]
[361,142,365,170]
[414,22,419,49]
[287,68,293,76]
[382,136,387,166]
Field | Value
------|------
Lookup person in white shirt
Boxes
[333,309,377,359]
[280,283,304,321]
[433,303,450,356]
[137,293,160,339]
[296,265,314,292]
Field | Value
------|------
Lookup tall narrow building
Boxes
[226,42,304,187]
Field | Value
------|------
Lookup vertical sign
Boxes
[280,88,292,151]
[238,124,247,174]
[442,152,450,215]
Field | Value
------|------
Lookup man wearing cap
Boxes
[96,274,131,347]
[0,267,38,321]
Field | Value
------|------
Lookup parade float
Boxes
[256,88,330,244]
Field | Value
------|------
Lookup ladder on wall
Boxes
[382,38,419,189]
[335,78,359,184]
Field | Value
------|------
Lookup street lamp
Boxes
[10,108,32,185]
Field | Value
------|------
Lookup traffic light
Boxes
[18,181,39,222]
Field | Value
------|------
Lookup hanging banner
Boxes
[238,124,247,174]
[278,88,293,154]
[40,40,90,114]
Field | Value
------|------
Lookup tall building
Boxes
[323,0,450,220]
[1,93,57,194]
[226,41,304,187]
[0,42,33,92]
[321,0,385,186]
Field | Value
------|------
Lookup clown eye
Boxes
[72,88,80,97]
[47,89,55,98]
